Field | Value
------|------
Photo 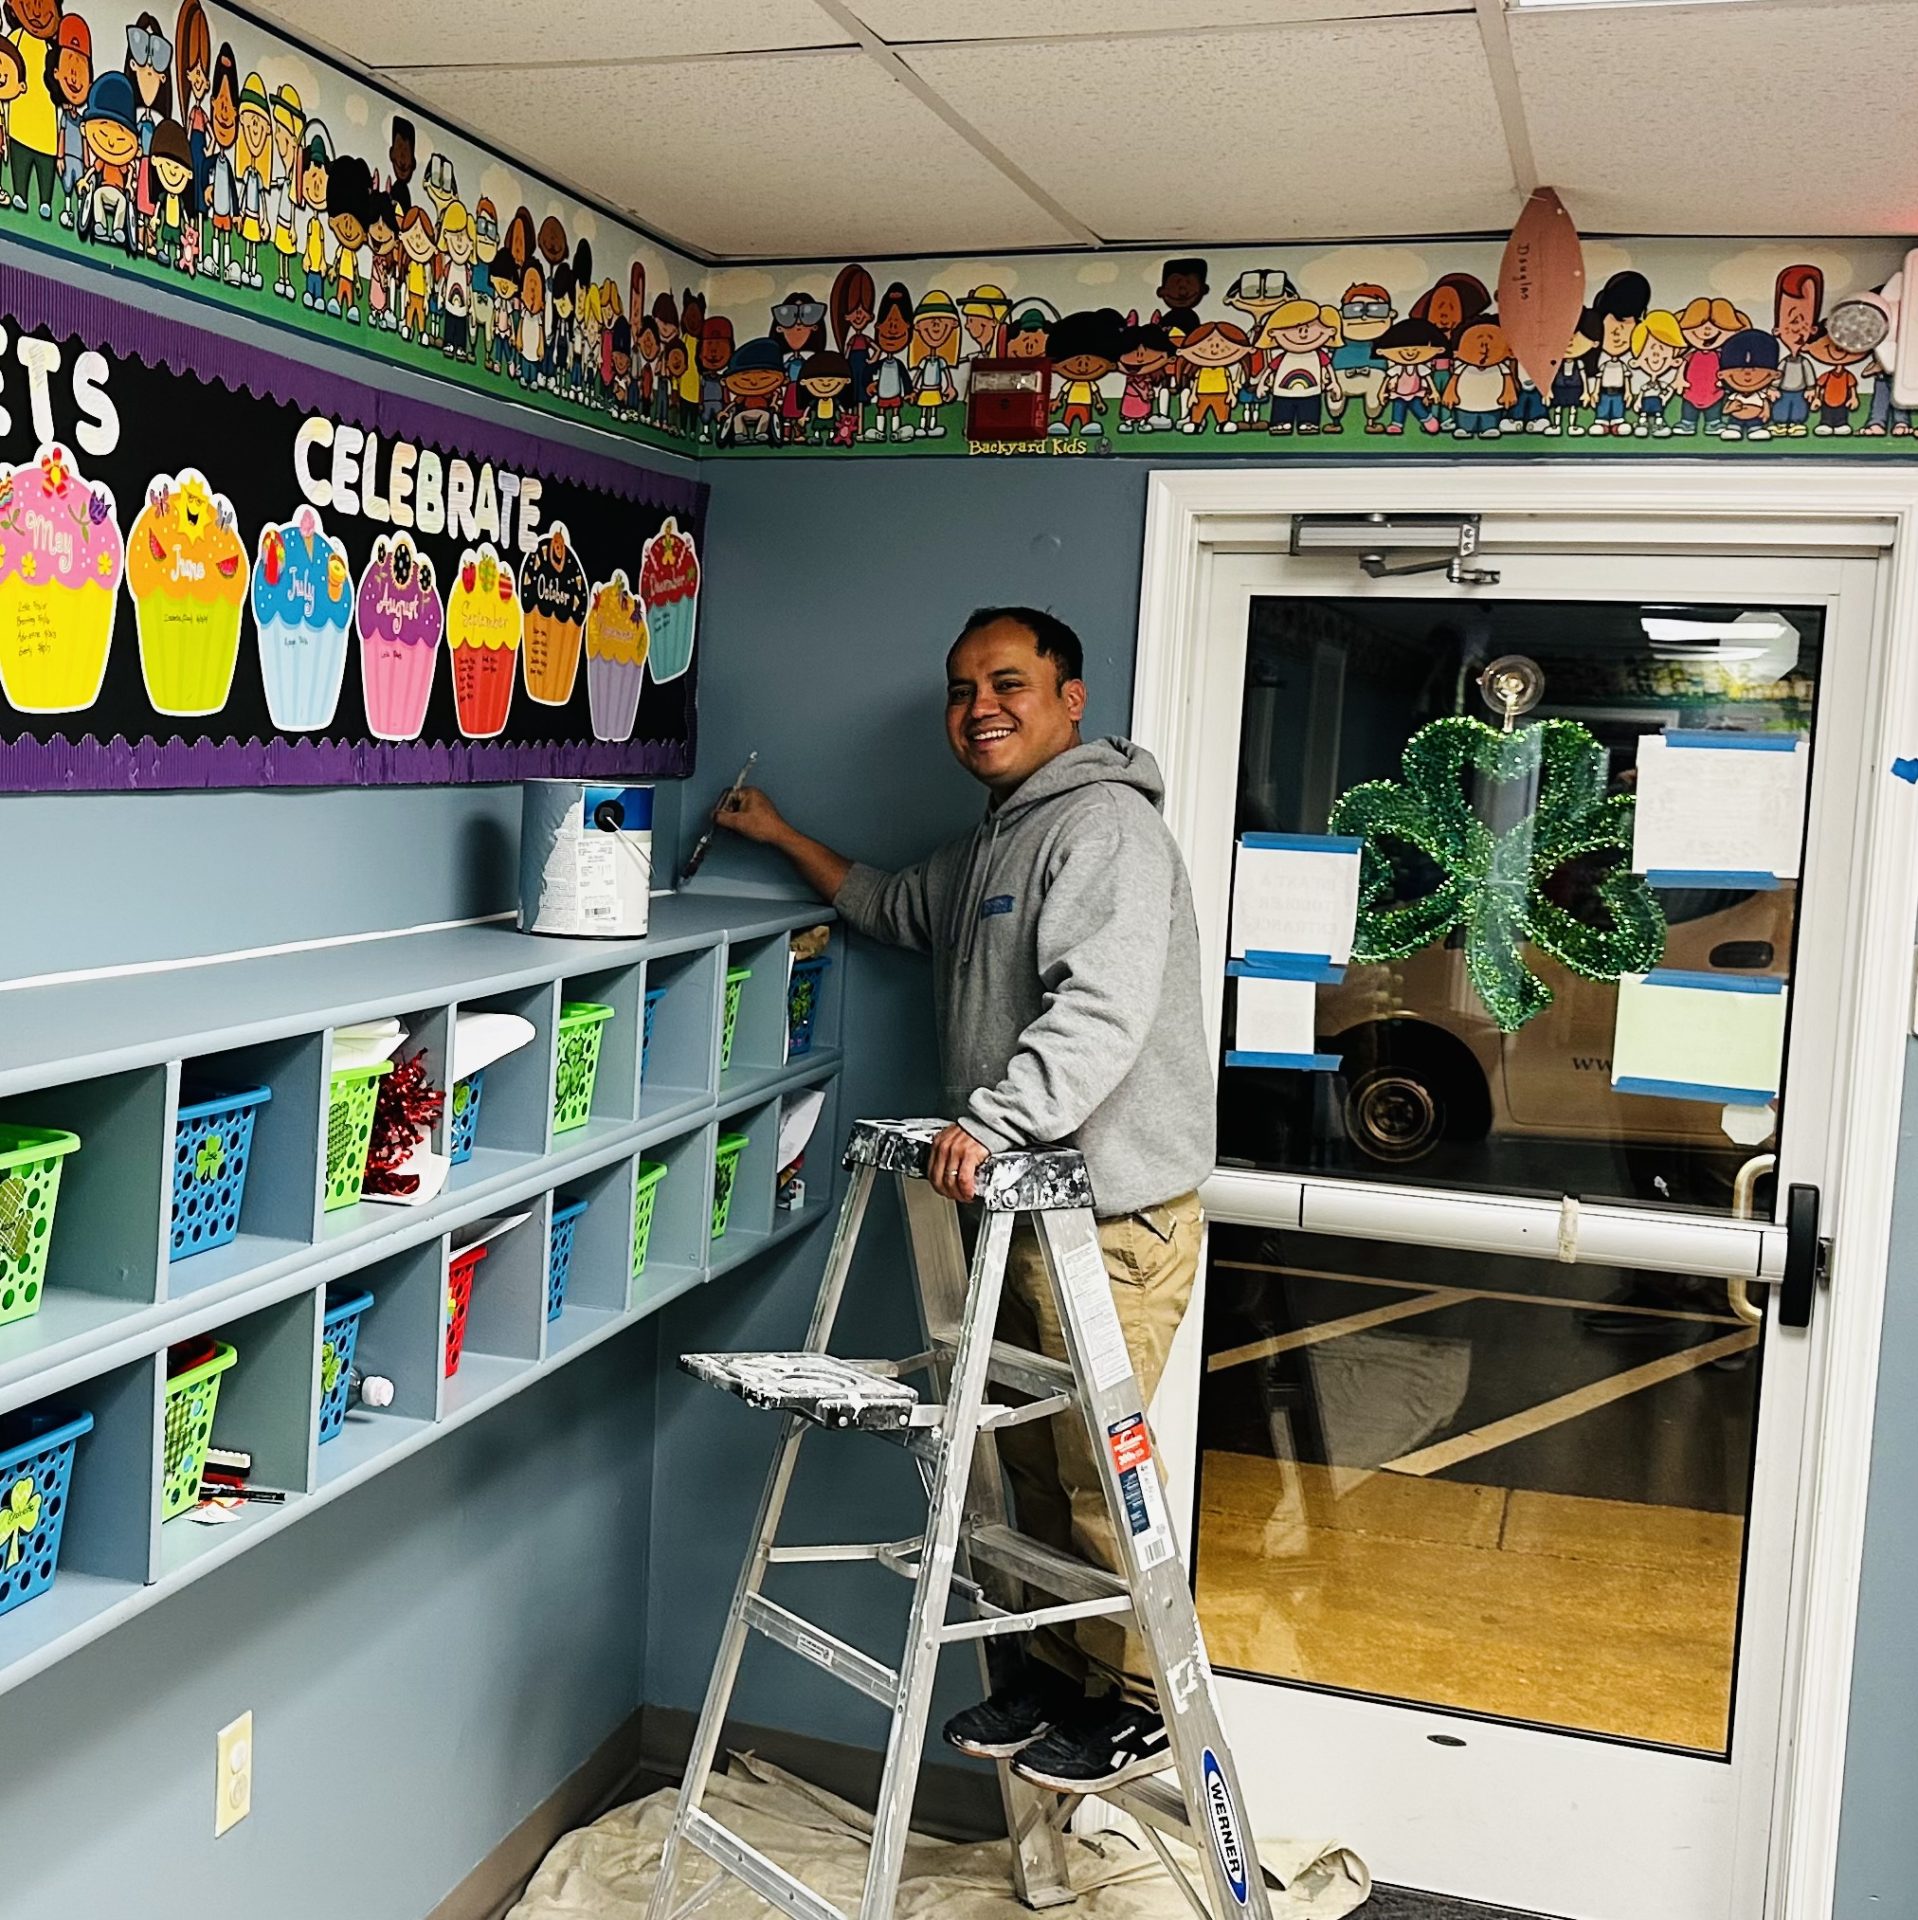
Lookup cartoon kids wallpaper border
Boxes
[693,240,1918,459]
[0,257,705,791]
[0,0,707,456]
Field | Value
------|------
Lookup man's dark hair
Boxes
[955,606,1085,687]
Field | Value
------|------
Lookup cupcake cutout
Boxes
[252,507,353,733]
[446,542,522,740]
[638,516,699,683]
[356,533,445,743]
[126,469,250,717]
[0,444,124,714]
[521,521,590,706]
[584,571,649,743]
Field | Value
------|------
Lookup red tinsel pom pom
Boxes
[363,1049,447,1196]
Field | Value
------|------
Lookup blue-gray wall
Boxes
[645,460,1149,1759]
[1832,1045,1918,1916]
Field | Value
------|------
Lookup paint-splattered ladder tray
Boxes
[679,1352,920,1431]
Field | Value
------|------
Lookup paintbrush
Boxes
[679,751,759,884]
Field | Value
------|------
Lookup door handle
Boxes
[1780,1183,1824,1328]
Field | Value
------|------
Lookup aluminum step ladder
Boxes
[650,1118,1273,1920]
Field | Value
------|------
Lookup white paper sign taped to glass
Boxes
[1230,833,1362,972]
[1226,967,1338,1072]
[519,781,654,937]
[1631,731,1809,889]
[1612,969,1788,1107]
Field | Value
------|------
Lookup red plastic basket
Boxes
[445,1243,489,1378]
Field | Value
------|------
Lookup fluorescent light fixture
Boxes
[1641,610,1801,676]
[1642,616,1792,644]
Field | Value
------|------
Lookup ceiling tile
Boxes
[384,52,1082,256]
[255,0,847,71]
[906,20,1517,242]
[1515,0,1918,234]
[854,0,1459,38]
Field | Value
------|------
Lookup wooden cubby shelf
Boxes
[0,894,842,1702]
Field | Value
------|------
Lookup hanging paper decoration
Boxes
[1497,187,1587,401]
[1328,716,1667,1033]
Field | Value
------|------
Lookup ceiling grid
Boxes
[255,0,1918,256]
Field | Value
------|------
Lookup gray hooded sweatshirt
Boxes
[835,738,1215,1217]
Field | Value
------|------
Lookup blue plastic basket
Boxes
[318,1288,374,1444]
[787,958,832,1058]
[448,1070,485,1166]
[641,987,669,1083]
[0,1404,93,1619]
[170,1085,272,1261]
[548,1198,589,1320]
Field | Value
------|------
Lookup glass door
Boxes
[1162,540,1875,1920]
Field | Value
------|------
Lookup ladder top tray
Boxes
[680,1352,920,1430]
[842,1119,1093,1213]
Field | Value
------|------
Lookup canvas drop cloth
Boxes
[508,1753,1369,1920]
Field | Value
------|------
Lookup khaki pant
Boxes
[995,1193,1202,1703]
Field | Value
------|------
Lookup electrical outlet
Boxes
[215,1712,253,1836]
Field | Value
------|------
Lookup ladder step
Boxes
[966,1522,1128,1602]
[682,1808,848,1920]
[742,1593,901,1709]
[983,1340,1079,1402]
[1105,1773,1193,1840]
[680,1352,920,1431]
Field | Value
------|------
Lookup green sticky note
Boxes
[1611,973,1787,1100]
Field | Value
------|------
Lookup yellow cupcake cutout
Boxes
[127,469,251,717]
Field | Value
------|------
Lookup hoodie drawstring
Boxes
[957,812,1004,966]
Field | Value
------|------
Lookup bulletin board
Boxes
[0,263,703,790]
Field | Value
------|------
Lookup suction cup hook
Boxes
[1478,654,1544,733]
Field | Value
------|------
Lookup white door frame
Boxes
[1132,464,1918,1920]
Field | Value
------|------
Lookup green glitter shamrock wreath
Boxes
[1327,715,1667,1033]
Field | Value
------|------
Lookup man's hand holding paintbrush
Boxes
[714,774,853,903]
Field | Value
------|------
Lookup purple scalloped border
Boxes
[0,732,694,791]
[4,253,704,511]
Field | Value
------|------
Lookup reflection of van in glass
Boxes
[1317,887,1791,1166]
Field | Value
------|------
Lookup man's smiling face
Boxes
[945,617,1086,796]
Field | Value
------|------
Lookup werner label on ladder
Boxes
[656,1118,1274,1920]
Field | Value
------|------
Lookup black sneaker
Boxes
[942,1672,1080,1760]
[1012,1698,1171,1791]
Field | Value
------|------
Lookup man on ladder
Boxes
[720,603,1214,1793]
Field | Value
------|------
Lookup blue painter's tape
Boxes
[1645,870,1781,890]
[1893,757,1918,785]
[1239,832,1364,853]
[1230,954,1345,983]
[1226,1050,1342,1072]
[1643,968,1786,996]
[1615,1075,1776,1105]
[1664,730,1802,752]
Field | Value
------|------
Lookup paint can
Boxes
[518,781,654,938]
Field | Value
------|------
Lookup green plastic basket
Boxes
[162,1341,238,1519]
[0,1125,80,1329]
[721,967,752,1072]
[554,1002,616,1134]
[325,1061,393,1212]
[632,1160,668,1278]
[712,1132,749,1239]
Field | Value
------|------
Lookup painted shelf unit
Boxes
[0,894,842,1703]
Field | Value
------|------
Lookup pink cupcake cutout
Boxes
[356,533,445,741]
